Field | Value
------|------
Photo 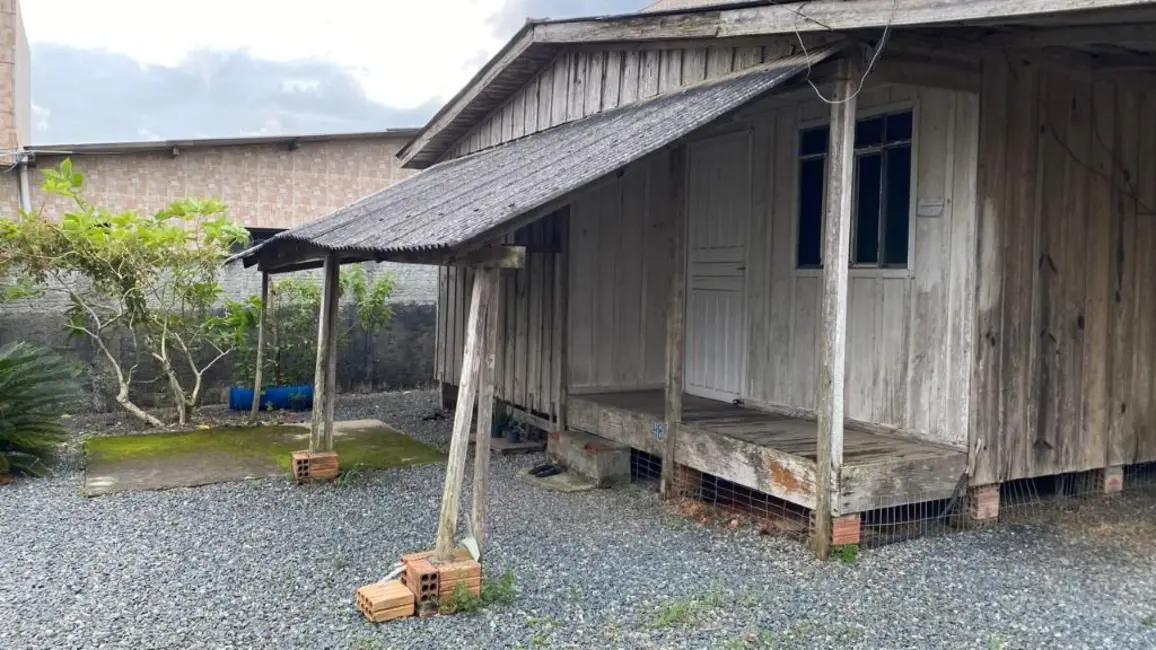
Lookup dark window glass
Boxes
[799,127,829,157]
[855,116,884,147]
[797,158,825,267]
[796,109,913,269]
[886,111,913,142]
[883,145,912,266]
[854,153,882,265]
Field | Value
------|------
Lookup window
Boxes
[796,110,913,269]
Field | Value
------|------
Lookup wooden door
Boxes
[684,131,751,401]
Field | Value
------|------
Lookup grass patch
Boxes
[437,569,517,615]
[651,590,731,629]
[84,423,444,477]
[831,544,859,563]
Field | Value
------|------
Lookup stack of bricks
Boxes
[355,580,415,623]
[354,548,482,623]
[291,450,339,482]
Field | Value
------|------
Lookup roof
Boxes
[29,129,420,157]
[399,0,1156,168]
[234,48,833,273]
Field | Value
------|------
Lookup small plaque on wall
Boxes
[917,198,946,218]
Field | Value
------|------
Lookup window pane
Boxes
[799,127,829,157]
[883,145,912,266]
[854,153,882,265]
[886,111,914,142]
[797,158,825,267]
[855,116,884,147]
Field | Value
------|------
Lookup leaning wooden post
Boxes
[309,253,337,452]
[248,270,269,424]
[434,270,491,562]
[322,260,341,451]
[470,268,501,558]
[660,144,688,498]
[813,55,859,559]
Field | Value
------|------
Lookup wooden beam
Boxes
[660,144,688,499]
[378,246,527,269]
[983,23,1156,48]
[248,271,269,424]
[537,0,1152,43]
[813,55,859,560]
[873,58,982,94]
[552,208,571,431]
[470,268,501,559]
[434,268,492,563]
[322,260,340,451]
[309,253,338,452]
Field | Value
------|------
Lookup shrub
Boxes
[0,343,80,476]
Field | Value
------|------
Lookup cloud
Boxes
[30,44,440,144]
[489,0,645,37]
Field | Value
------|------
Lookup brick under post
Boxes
[831,514,861,546]
[1102,466,1125,494]
[967,484,1000,524]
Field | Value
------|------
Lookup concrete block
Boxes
[547,430,630,487]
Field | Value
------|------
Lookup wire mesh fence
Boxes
[628,449,1156,552]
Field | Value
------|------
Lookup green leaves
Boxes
[0,343,80,476]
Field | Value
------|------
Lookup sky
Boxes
[21,0,645,143]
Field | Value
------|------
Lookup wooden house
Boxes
[235,0,1156,556]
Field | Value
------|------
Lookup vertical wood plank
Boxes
[682,48,708,86]
[603,51,623,111]
[813,55,858,559]
[537,65,554,131]
[706,47,735,78]
[767,110,798,405]
[569,52,588,119]
[585,50,605,116]
[554,209,571,429]
[659,49,682,93]
[435,273,489,562]
[620,50,641,105]
[1107,87,1138,466]
[946,91,980,447]
[970,51,1010,485]
[1132,88,1156,463]
[640,50,661,99]
[660,144,688,498]
[1082,80,1115,472]
[524,77,540,135]
[551,53,570,127]
[470,268,501,558]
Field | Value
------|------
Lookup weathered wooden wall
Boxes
[569,154,673,391]
[449,39,801,159]
[740,83,978,448]
[971,52,1156,485]
[436,211,566,418]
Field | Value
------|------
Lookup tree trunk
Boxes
[115,382,164,428]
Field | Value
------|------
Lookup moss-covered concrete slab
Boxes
[83,419,444,496]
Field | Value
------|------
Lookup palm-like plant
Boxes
[0,342,80,477]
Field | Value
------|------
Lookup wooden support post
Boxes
[248,271,269,424]
[434,270,491,563]
[813,55,859,560]
[660,144,688,499]
[310,253,338,452]
[323,260,340,451]
[552,208,570,432]
[470,268,501,558]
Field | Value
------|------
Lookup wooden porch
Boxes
[568,390,967,515]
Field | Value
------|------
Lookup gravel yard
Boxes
[2,391,1155,650]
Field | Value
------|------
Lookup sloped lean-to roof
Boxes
[233,48,835,274]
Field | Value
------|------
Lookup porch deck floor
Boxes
[576,390,960,467]
[568,390,968,512]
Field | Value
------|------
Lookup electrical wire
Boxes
[793,0,899,105]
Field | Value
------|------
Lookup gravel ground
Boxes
[3,391,1156,650]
